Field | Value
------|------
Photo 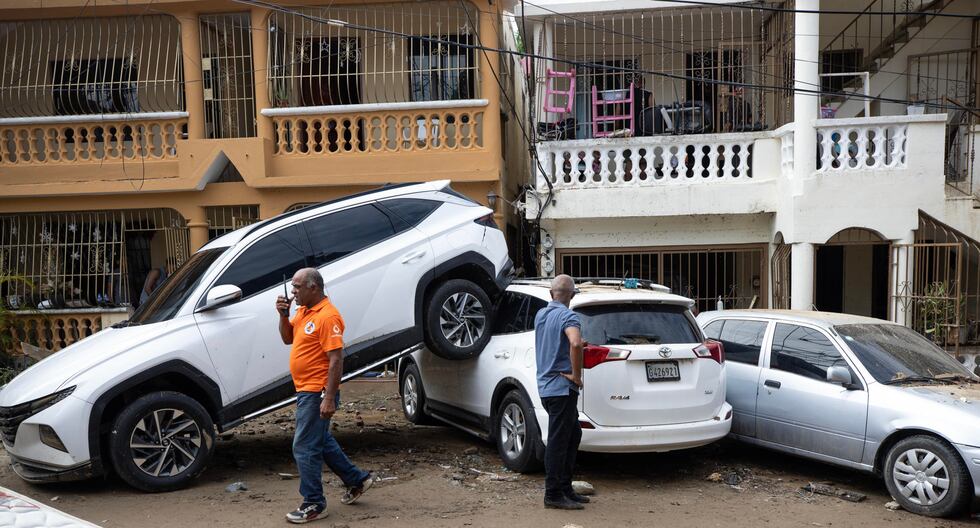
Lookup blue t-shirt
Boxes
[534,300,581,398]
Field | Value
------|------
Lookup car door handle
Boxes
[400,250,427,264]
[764,379,781,389]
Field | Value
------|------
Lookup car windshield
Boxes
[126,248,228,326]
[576,303,699,345]
[835,323,978,384]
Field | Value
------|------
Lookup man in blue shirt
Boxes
[534,274,586,510]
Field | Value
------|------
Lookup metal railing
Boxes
[201,13,257,139]
[0,15,184,118]
[206,205,260,240]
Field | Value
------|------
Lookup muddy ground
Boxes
[1,379,977,528]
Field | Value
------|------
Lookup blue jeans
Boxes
[294,391,370,507]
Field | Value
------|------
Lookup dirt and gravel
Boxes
[1,379,977,527]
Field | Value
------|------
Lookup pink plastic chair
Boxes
[591,83,634,138]
[543,68,576,114]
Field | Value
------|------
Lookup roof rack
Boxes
[512,277,671,294]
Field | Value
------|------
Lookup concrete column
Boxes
[478,6,503,162]
[251,8,275,142]
[187,206,210,251]
[792,0,820,183]
[179,12,206,140]
[791,242,815,310]
[891,231,915,326]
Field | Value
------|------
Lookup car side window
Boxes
[719,320,767,366]
[770,323,847,382]
[493,293,547,335]
[304,205,396,266]
[215,225,311,299]
[702,320,723,340]
[378,198,442,232]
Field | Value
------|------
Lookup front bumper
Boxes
[953,443,980,499]
[9,454,94,483]
[578,402,733,453]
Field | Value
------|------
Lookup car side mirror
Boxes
[198,285,242,312]
[827,365,858,390]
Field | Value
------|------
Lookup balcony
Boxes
[0,2,501,197]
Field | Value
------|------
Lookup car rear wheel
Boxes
[108,391,215,492]
[424,279,493,360]
[494,390,542,473]
[401,363,437,425]
[883,435,972,517]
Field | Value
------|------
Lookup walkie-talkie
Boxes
[280,274,290,316]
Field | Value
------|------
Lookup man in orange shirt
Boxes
[276,267,374,524]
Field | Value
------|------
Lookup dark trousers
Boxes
[540,391,581,500]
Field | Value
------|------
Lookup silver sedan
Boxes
[697,310,980,518]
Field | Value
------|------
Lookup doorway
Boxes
[814,228,889,318]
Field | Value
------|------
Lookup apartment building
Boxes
[0,0,516,352]
[513,0,980,370]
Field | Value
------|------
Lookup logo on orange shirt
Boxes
[304,321,316,335]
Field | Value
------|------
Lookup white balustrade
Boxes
[536,132,767,190]
[815,117,909,172]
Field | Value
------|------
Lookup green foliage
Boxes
[0,273,35,379]
[917,281,965,345]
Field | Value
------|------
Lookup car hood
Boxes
[0,323,171,406]
[900,383,980,420]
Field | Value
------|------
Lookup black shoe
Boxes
[566,492,591,504]
[285,503,326,524]
[544,497,584,510]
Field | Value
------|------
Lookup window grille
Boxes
[206,205,260,240]
[0,209,189,310]
[200,13,257,138]
[0,15,184,118]
[267,2,481,107]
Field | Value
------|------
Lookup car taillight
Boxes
[474,213,499,229]
[694,340,725,364]
[583,345,631,369]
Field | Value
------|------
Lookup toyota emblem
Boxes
[659,346,672,358]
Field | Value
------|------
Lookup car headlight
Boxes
[26,386,76,416]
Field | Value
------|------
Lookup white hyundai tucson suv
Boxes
[0,180,512,491]
[399,279,733,471]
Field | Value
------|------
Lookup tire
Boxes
[108,391,215,492]
[424,278,493,360]
[883,435,973,517]
[401,363,437,426]
[494,390,543,473]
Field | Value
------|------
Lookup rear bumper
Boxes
[953,443,980,499]
[579,402,733,453]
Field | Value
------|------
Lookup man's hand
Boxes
[275,295,291,316]
[561,372,583,388]
[319,395,336,419]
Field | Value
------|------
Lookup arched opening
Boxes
[815,228,889,318]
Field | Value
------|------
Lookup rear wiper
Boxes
[111,320,141,329]
[882,376,947,385]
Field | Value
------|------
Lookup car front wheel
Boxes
[108,391,215,492]
[883,435,972,517]
[424,279,493,360]
[495,390,543,473]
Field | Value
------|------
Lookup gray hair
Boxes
[550,274,574,292]
[298,268,324,292]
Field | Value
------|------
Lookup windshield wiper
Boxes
[882,376,947,385]
[935,374,980,384]
[111,320,141,329]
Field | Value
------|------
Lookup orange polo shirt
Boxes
[289,297,345,392]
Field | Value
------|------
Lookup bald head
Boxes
[291,267,325,308]
[550,274,576,306]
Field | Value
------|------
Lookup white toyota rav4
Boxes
[399,279,733,471]
[0,180,512,491]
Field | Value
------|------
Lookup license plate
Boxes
[646,361,680,382]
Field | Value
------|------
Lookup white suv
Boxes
[0,180,512,491]
[399,279,733,471]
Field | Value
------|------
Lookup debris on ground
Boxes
[802,483,866,503]
[572,481,594,495]
[562,524,584,528]
[706,472,723,482]
[463,446,479,455]
[884,501,901,511]
[225,481,248,492]
[277,473,296,480]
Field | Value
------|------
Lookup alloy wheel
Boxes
[129,408,203,478]
[403,374,419,418]
[499,402,526,460]
[892,448,950,506]
[439,292,486,347]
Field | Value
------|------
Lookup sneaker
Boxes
[544,497,584,510]
[285,503,326,524]
[341,473,375,505]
